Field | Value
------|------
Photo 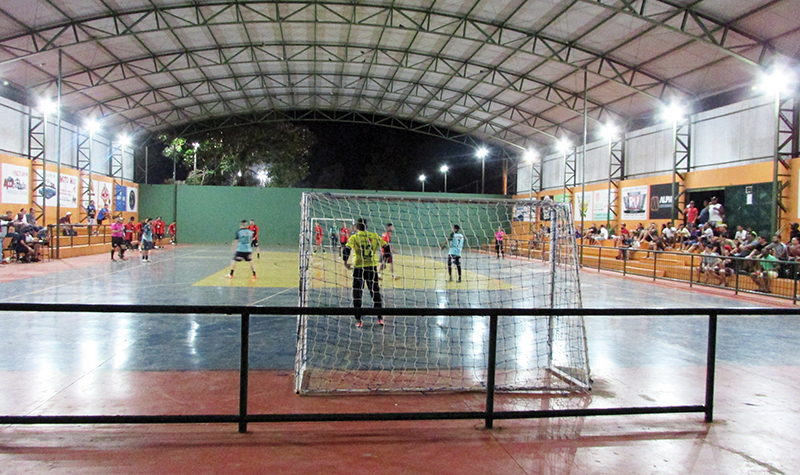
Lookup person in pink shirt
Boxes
[110,215,128,261]
[495,226,505,258]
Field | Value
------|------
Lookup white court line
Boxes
[0,248,206,302]
[249,287,296,306]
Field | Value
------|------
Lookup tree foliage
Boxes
[160,122,315,187]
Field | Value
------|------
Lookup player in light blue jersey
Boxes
[441,224,465,282]
[227,220,257,280]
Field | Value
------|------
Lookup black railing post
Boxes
[653,251,658,281]
[793,261,798,305]
[484,312,499,429]
[704,313,718,423]
[239,312,251,433]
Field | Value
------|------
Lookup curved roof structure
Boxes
[0,1,797,150]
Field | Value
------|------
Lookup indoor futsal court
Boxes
[1,244,799,474]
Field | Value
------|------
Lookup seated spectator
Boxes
[713,244,735,287]
[612,223,630,247]
[791,223,800,242]
[697,242,719,284]
[661,223,676,248]
[751,248,780,293]
[58,212,77,236]
[734,225,748,243]
[764,233,788,261]
[10,229,34,263]
[590,224,609,244]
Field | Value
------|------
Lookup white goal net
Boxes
[296,192,590,394]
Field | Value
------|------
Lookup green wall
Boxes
[139,184,507,245]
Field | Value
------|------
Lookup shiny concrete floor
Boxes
[1,245,799,474]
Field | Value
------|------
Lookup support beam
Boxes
[772,92,796,234]
[671,117,690,226]
[606,137,624,231]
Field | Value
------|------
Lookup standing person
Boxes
[328,224,338,249]
[96,204,109,233]
[495,226,505,258]
[684,200,698,226]
[168,221,177,245]
[134,218,143,249]
[707,197,725,227]
[153,217,166,249]
[110,215,127,261]
[85,200,97,235]
[140,218,154,262]
[379,223,397,280]
[124,216,136,250]
[314,222,324,253]
[441,224,466,282]
[339,220,352,263]
[248,219,260,258]
[227,220,257,280]
[344,219,386,328]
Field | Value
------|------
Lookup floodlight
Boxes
[85,119,101,135]
[600,123,619,141]
[758,67,793,95]
[523,149,537,163]
[118,135,131,147]
[476,147,489,159]
[419,174,426,182]
[38,98,57,116]
[661,103,685,123]
[192,142,200,150]
[440,164,448,173]
[557,139,571,153]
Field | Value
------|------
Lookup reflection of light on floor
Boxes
[112,316,131,368]
[188,320,200,355]
[517,320,534,368]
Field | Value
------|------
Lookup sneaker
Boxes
[458,278,462,283]
[251,275,257,280]
[355,321,363,328]
[226,274,233,279]
[377,318,385,326]
[111,258,116,261]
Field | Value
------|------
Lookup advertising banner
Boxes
[649,183,674,220]
[1,163,29,204]
[621,185,648,220]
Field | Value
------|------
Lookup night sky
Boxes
[143,122,508,195]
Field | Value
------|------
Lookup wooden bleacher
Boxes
[495,235,800,301]
[47,225,112,259]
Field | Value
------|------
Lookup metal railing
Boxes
[576,244,800,303]
[0,303,783,433]
[46,223,110,258]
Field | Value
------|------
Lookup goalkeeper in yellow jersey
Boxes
[344,218,387,328]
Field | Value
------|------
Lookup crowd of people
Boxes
[579,196,800,293]
[0,207,179,264]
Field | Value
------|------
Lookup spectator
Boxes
[734,225,748,243]
[697,199,710,226]
[751,248,779,293]
[684,201,698,225]
[790,223,800,242]
[58,212,77,236]
[96,204,109,232]
[707,197,725,227]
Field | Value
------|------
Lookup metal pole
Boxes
[144,146,148,184]
[581,69,588,244]
[484,313,498,429]
[239,312,251,433]
[55,49,62,259]
[704,313,718,423]
[444,172,447,193]
[671,118,678,227]
[481,157,485,194]
[771,90,781,234]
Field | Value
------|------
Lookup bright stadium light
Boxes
[38,98,57,116]
[557,139,571,153]
[476,147,489,194]
[600,123,619,142]
[661,103,685,124]
[419,174,426,192]
[85,119,101,135]
[440,164,449,192]
[757,67,793,95]
[118,134,131,147]
[523,149,537,163]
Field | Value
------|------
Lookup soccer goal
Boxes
[296,192,590,394]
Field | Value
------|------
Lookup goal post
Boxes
[296,192,590,394]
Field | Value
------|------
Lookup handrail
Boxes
[1,303,794,432]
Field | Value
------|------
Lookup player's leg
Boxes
[228,254,239,278]
[248,254,256,279]
[364,266,383,325]
[352,267,364,326]
[447,254,453,281]
[455,256,462,282]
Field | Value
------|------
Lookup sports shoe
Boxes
[251,275,257,280]
[226,274,233,279]
[355,321,363,328]
[458,278,462,283]
[377,318,385,326]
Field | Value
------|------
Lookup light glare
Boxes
[476,147,489,159]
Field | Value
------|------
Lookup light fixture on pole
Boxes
[523,149,537,200]
[476,146,489,194]
[419,174,426,193]
[600,123,620,231]
[440,164,449,193]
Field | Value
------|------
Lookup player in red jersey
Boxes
[339,221,352,263]
[168,221,177,245]
[314,222,324,253]
[379,223,397,280]
[248,219,260,258]
[153,217,166,248]
[124,216,136,250]
[134,219,143,248]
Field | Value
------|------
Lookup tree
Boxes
[160,122,315,187]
